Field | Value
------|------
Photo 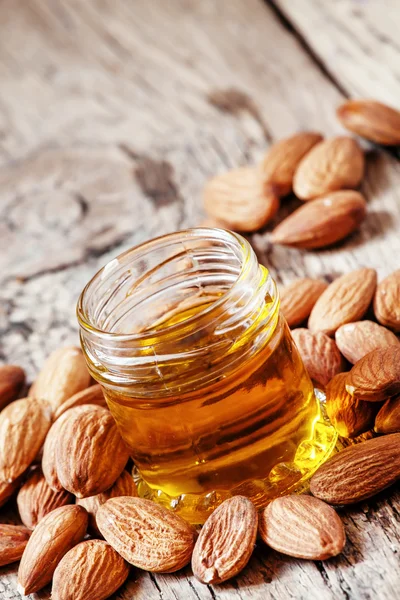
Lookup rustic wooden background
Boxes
[1,1,400,599]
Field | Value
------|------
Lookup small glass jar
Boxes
[77,228,336,523]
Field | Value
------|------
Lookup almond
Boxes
[260,132,323,196]
[18,504,88,595]
[0,365,25,410]
[335,320,400,364]
[325,373,378,438]
[291,328,346,388]
[97,496,196,573]
[259,495,345,560]
[337,99,400,146]
[42,407,86,492]
[192,495,257,584]
[0,479,20,508]
[293,137,364,200]
[345,346,400,401]
[279,278,328,327]
[203,167,279,232]
[374,269,400,332]
[375,395,400,434]
[77,470,137,535]
[271,190,367,249]
[0,524,31,567]
[0,397,52,483]
[17,469,73,529]
[308,268,377,336]
[310,433,400,504]
[53,384,107,419]
[52,540,129,600]
[56,405,129,498]
[33,346,91,414]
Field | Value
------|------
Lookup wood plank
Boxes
[273,0,400,103]
[1,1,400,599]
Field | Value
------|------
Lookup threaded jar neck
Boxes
[77,228,279,396]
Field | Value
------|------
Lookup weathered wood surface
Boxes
[1,1,400,598]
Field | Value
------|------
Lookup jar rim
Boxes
[77,227,257,342]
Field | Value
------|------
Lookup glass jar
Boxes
[77,228,336,523]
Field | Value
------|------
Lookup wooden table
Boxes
[1,1,400,598]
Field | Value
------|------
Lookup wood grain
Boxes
[1,0,400,598]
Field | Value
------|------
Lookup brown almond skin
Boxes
[0,365,26,410]
[308,268,377,337]
[259,495,345,560]
[0,478,20,508]
[374,269,400,332]
[97,497,196,573]
[17,469,73,529]
[326,373,379,438]
[375,395,400,434]
[279,278,328,327]
[192,495,257,584]
[42,405,104,492]
[54,384,107,419]
[0,397,52,483]
[18,504,88,595]
[77,470,137,536]
[291,329,346,388]
[56,406,129,498]
[33,346,91,414]
[293,137,365,201]
[346,346,400,401]
[337,99,400,145]
[310,433,400,504]
[260,132,323,196]
[335,320,400,364]
[0,524,31,567]
[204,167,280,232]
[271,190,367,249]
[52,540,129,600]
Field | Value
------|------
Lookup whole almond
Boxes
[270,190,366,249]
[291,329,346,388]
[0,524,31,567]
[326,373,378,438]
[56,405,129,498]
[33,346,91,414]
[0,365,26,410]
[18,504,88,595]
[260,132,323,196]
[335,320,400,364]
[97,497,195,573]
[0,478,20,508]
[53,384,107,419]
[17,469,73,529]
[375,395,400,434]
[42,407,90,492]
[293,137,364,201]
[204,167,279,232]
[346,346,400,401]
[279,278,328,327]
[0,397,52,483]
[259,495,345,560]
[77,470,137,535]
[374,269,400,332]
[310,433,400,504]
[52,540,129,600]
[308,268,377,336]
[192,495,257,584]
[337,99,400,145]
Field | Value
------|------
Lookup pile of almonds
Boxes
[1,98,400,598]
[203,99,400,247]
